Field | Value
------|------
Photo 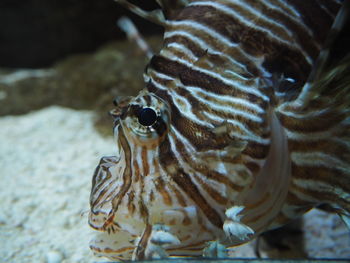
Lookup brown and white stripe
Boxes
[89,0,348,259]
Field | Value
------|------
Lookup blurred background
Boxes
[0,0,162,132]
[0,0,162,68]
[0,1,349,263]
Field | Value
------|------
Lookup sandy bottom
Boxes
[0,106,349,262]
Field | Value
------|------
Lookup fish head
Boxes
[89,89,172,224]
[88,90,176,260]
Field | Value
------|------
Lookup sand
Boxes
[0,106,114,263]
[0,106,349,262]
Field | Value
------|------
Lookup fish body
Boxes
[89,0,350,260]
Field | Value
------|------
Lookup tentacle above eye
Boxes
[115,0,191,25]
[115,0,168,26]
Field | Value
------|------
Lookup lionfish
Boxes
[89,0,350,260]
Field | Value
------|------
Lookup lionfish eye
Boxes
[137,107,157,126]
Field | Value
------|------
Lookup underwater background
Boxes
[0,1,349,262]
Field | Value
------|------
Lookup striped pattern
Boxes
[89,0,349,260]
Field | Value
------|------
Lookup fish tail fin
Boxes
[275,1,350,223]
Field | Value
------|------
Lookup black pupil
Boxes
[138,107,157,126]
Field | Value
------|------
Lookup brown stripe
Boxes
[244,160,261,175]
[248,0,321,56]
[278,109,346,133]
[132,158,140,183]
[143,94,152,106]
[127,190,136,215]
[147,82,227,152]
[159,139,223,228]
[168,184,188,207]
[90,157,113,202]
[291,163,350,193]
[149,55,264,100]
[172,135,246,191]
[165,28,260,77]
[194,88,266,118]
[164,34,206,58]
[175,4,312,80]
[245,192,270,210]
[91,169,113,207]
[151,74,269,138]
[141,146,149,176]
[193,174,229,205]
[138,198,149,222]
[175,170,223,228]
[285,190,314,207]
[289,138,349,164]
[133,224,152,260]
[242,141,270,159]
[155,177,173,206]
[90,245,134,254]
[110,127,132,212]
[291,180,350,211]
[149,190,155,203]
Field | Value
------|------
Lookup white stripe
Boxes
[188,1,295,44]
[190,86,265,113]
[147,149,156,175]
[271,0,301,18]
[316,1,337,18]
[135,144,144,175]
[170,126,196,153]
[164,30,248,71]
[224,69,251,81]
[292,152,350,171]
[150,70,174,82]
[285,129,334,141]
[168,129,196,171]
[264,0,316,36]
[150,77,215,128]
[188,0,314,64]
[202,111,270,144]
[169,20,261,61]
[169,19,241,49]
[169,130,230,213]
[159,51,270,101]
[150,68,265,123]
[277,103,329,117]
[171,125,255,179]
[152,68,265,114]
[166,42,198,62]
[195,94,263,123]
[293,178,350,200]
